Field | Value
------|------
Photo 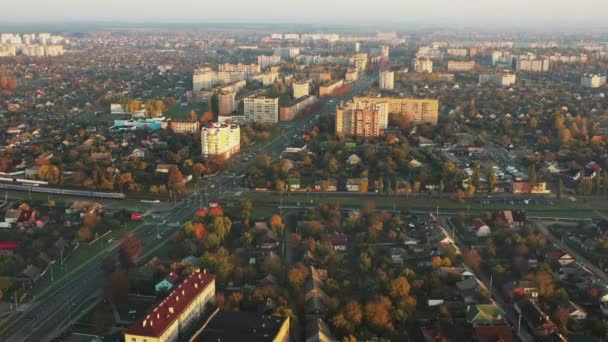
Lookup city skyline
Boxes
[1,0,608,28]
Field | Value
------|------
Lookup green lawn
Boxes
[166,103,206,120]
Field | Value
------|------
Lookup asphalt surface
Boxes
[0,74,376,342]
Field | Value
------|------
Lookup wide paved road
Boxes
[0,74,376,342]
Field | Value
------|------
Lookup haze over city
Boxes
[1,0,608,28]
[2,1,608,342]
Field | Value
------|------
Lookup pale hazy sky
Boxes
[1,0,606,27]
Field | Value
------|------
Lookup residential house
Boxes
[326,232,347,252]
[457,278,481,304]
[346,154,361,166]
[471,218,491,237]
[314,180,337,192]
[567,301,588,320]
[155,164,178,174]
[515,298,558,337]
[502,280,539,300]
[155,272,180,294]
[546,249,575,266]
[305,318,334,342]
[512,182,551,194]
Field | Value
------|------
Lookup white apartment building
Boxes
[413,58,433,73]
[201,123,241,160]
[581,74,606,88]
[516,58,550,72]
[379,70,395,90]
[293,81,310,99]
[218,92,236,116]
[274,47,300,58]
[244,96,279,123]
[257,55,282,69]
[479,73,517,87]
[447,61,476,72]
[193,68,217,91]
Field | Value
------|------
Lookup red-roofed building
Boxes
[470,218,491,237]
[124,270,215,342]
[0,240,20,251]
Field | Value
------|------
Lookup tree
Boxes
[344,300,363,327]
[118,234,143,268]
[288,263,308,290]
[106,270,129,308]
[557,178,563,200]
[261,254,282,277]
[77,227,93,241]
[552,306,569,333]
[269,214,284,236]
[463,250,482,271]
[471,162,481,189]
[487,161,497,193]
[193,223,206,240]
[534,270,555,298]
[529,164,537,187]
[201,111,214,123]
[364,297,394,333]
[388,276,411,299]
[187,110,198,122]
[38,164,61,184]
[240,199,253,222]
[167,168,186,194]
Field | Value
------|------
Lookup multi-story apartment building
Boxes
[280,95,317,121]
[581,74,606,88]
[335,105,382,138]
[162,121,201,134]
[292,80,310,99]
[379,70,395,90]
[216,71,246,84]
[319,80,344,97]
[447,61,476,72]
[353,53,368,72]
[353,96,439,125]
[413,58,433,73]
[446,48,469,57]
[478,73,517,87]
[193,68,217,91]
[381,45,390,59]
[345,68,359,81]
[201,123,241,160]
[244,96,279,123]
[516,58,550,72]
[218,63,260,75]
[218,92,236,116]
[258,55,282,70]
[123,271,216,342]
[274,47,301,58]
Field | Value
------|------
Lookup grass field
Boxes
[165,103,206,120]
[239,191,608,219]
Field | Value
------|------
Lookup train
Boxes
[0,182,126,199]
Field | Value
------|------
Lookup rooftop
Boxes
[124,271,215,338]
[192,311,288,342]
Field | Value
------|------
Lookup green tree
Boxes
[529,164,537,188]
[487,161,497,193]
[471,162,481,189]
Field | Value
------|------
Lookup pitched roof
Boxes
[124,271,215,338]
[466,304,506,325]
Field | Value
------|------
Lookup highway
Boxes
[0,74,376,342]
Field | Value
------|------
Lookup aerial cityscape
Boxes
[1,1,608,341]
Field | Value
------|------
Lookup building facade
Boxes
[319,80,344,97]
[258,55,282,70]
[581,74,606,88]
[353,96,439,125]
[201,123,241,160]
[447,61,476,72]
[413,58,433,73]
[336,106,381,138]
[379,70,395,90]
[293,81,310,99]
[218,92,236,116]
[516,58,550,72]
[193,68,217,91]
[479,73,517,87]
[123,271,216,342]
[243,96,279,123]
